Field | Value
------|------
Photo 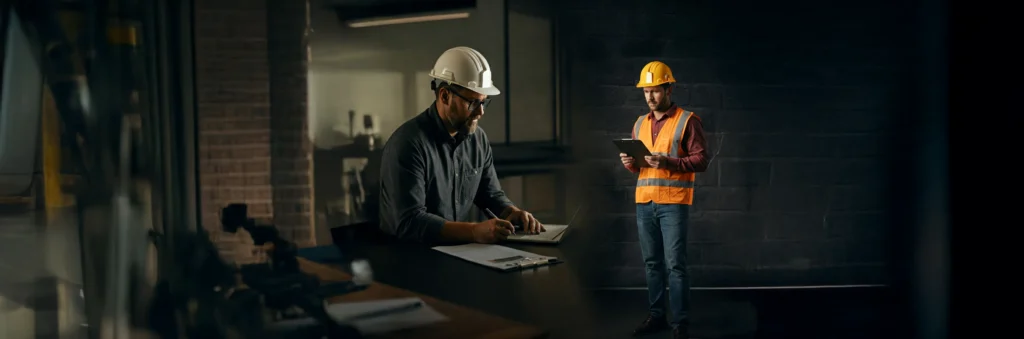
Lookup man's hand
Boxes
[644,155,671,169]
[505,209,545,234]
[620,153,634,167]
[471,218,515,243]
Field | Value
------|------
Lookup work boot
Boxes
[632,314,668,336]
[672,325,689,339]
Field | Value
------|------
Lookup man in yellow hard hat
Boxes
[620,61,709,339]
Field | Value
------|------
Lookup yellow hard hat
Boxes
[636,61,676,88]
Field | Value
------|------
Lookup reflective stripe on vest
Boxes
[636,178,695,188]
[633,108,699,205]
[632,111,691,158]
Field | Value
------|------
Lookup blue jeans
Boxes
[636,202,690,327]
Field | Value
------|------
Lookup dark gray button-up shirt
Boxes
[378,102,514,243]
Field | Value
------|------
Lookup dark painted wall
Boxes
[559,0,918,287]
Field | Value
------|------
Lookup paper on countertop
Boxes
[432,243,559,271]
[270,297,448,335]
[506,224,568,243]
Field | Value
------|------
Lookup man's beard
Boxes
[463,119,478,134]
[449,117,477,135]
[448,103,479,135]
[649,100,671,111]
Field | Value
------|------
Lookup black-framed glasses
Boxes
[446,86,491,112]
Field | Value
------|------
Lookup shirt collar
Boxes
[647,103,679,121]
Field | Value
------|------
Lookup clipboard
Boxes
[431,244,562,272]
[613,139,652,164]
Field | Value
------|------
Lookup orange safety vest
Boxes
[631,108,699,205]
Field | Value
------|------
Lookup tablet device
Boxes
[613,139,652,162]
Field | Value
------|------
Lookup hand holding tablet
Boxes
[613,139,653,167]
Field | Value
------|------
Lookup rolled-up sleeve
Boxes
[473,141,515,214]
[379,139,446,243]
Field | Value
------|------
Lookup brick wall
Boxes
[194,0,313,260]
[561,0,916,287]
[268,0,315,247]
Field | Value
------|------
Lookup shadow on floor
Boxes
[584,287,900,339]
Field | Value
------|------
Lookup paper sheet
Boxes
[270,297,448,335]
[432,243,558,271]
[506,224,568,243]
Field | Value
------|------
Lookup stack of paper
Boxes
[432,243,561,271]
[505,224,569,244]
[505,205,580,244]
[271,297,448,335]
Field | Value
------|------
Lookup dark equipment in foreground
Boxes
[145,203,371,338]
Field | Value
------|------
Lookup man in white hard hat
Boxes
[378,46,545,244]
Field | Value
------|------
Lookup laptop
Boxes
[504,206,581,245]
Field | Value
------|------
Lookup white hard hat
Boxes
[428,46,500,96]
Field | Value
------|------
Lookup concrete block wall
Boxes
[559,0,915,287]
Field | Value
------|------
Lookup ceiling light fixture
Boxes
[347,11,471,28]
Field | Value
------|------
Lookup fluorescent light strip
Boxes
[590,284,888,291]
[348,12,471,28]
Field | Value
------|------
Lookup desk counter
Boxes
[327,228,607,339]
[301,258,548,339]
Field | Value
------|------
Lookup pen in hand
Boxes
[483,208,514,235]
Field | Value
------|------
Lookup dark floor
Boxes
[572,287,897,339]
